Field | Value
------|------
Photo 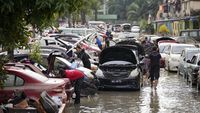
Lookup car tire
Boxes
[177,69,181,76]
[136,71,143,90]
[167,62,171,72]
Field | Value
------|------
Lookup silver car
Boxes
[177,48,200,79]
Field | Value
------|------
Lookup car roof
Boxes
[184,48,200,51]
[170,43,195,46]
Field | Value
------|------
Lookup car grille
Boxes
[103,69,132,79]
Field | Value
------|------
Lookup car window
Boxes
[190,31,198,37]
[181,50,185,57]
[4,74,24,87]
[16,76,24,86]
[181,31,189,37]
[53,58,68,74]
[172,45,194,54]
[40,56,49,68]
[165,45,170,53]
[191,56,197,64]
[159,45,165,53]
[4,74,15,87]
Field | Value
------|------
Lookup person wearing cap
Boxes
[75,45,91,69]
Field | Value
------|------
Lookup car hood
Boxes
[99,46,137,64]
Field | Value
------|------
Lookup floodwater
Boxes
[65,69,200,113]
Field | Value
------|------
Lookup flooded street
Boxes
[66,69,200,113]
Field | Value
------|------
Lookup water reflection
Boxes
[65,69,200,113]
[150,90,159,113]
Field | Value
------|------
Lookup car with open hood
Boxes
[95,46,143,90]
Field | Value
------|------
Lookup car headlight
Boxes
[95,69,104,78]
[128,69,139,78]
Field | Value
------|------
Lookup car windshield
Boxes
[172,45,194,54]
[159,45,166,53]
[186,50,200,60]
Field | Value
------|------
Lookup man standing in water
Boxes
[149,46,161,89]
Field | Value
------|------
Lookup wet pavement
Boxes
[65,69,200,113]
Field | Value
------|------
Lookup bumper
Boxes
[98,78,140,89]
[160,59,165,68]
[169,61,179,71]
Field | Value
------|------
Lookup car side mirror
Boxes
[186,60,191,63]
[198,61,200,66]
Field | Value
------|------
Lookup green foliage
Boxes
[106,0,162,21]
[139,19,148,30]
[108,0,134,21]
[0,55,9,88]
[29,42,42,64]
[0,0,84,59]
[127,0,162,21]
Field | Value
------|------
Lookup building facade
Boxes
[154,0,200,36]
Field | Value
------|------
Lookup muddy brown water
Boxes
[65,69,200,113]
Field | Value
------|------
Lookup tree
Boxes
[107,0,134,21]
[127,0,162,22]
[0,0,84,86]
[0,0,83,60]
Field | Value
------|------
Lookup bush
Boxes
[29,42,42,64]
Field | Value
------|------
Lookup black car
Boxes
[95,46,143,90]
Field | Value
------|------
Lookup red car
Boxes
[0,64,72,104]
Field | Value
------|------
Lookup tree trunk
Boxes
[7,46,14,61]
[81,11,86,25]
[94,8,98,21]
[68,14,72,28]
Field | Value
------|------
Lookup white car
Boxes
[164,43,195,71]
[158,42,176,68]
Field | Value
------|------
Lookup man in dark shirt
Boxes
[75,45,91,69]
[149,46,161,89]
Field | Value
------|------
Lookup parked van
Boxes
[179,29,200,42]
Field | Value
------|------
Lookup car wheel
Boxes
[177,69,181,76]
[136,71,143,90]
[167,62,171,72]
[164,62,168,70]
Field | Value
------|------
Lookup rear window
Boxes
[172,45,194,54]
[180,31,189,37]
[190,31,198,37]
[19,69,48,82]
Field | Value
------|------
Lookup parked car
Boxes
[40,52,98,96]
[0,64,71,104]
[187,53,200,86]
[156,36,176,45]
[177,48,200,79]
[158,42,177,68]
[164,43,195,71]
[95,46,143,90]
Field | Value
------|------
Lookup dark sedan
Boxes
[95,46,143,90]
